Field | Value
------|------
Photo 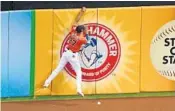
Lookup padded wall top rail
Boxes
[1,1,175,11]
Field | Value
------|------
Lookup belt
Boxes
[67,48,77,53]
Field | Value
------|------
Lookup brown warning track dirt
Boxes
[2,97,175,111]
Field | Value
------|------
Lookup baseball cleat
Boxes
[43,85,48,88]
[43,84,49,88]
[43,80,50,88]
[77,91,84,97]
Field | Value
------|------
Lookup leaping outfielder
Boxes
[43,7,88,97]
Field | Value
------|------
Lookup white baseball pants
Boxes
[44,49,82,92]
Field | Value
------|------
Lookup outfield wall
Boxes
[1,6,175,98]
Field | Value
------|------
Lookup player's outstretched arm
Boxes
[69,7,86,37]
[74,7,86,26]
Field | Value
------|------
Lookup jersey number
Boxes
[69,38,77,46]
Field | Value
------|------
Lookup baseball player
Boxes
[43,7,88,97]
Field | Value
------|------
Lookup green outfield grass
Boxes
[1,91,174,102]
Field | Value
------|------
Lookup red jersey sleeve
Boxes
[79,37,87,44]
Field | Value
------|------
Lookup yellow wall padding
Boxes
[35,10,53,95]
[141,6,175,91]
[95,7,141,94]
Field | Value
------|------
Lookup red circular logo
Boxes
[61,23,121,82]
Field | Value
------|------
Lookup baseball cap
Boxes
[76,25,85,33]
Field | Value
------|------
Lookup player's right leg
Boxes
[68,52,84,97]
[43,51,68,88]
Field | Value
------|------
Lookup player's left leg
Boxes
[43,51,68,87]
